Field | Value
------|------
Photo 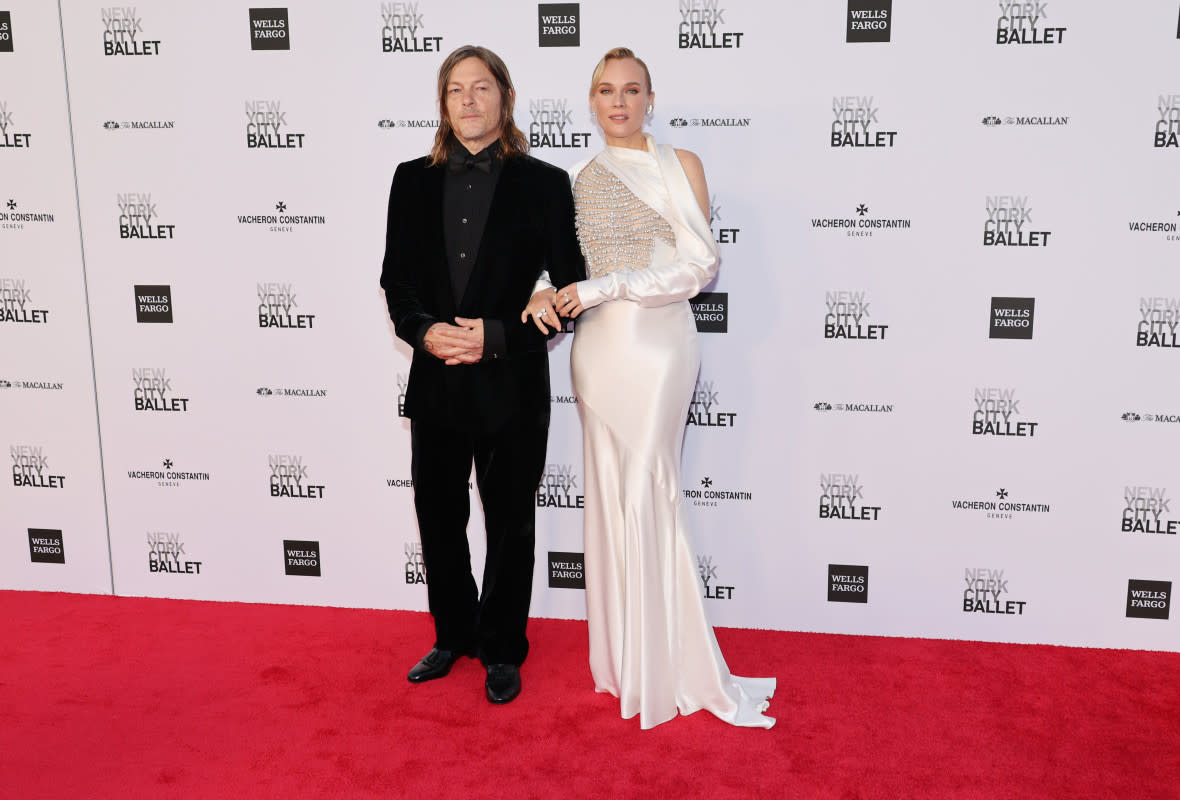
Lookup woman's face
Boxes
[592,57,651,145]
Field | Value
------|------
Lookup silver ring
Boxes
[539,308,548,317]
[562,294,570,303]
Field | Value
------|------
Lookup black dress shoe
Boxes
[407,648,462,683]
[485,664,521,704]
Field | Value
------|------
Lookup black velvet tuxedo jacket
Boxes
[380,152,585,433]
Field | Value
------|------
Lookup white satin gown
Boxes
[569,136,775,730]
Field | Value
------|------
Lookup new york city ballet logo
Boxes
[963,568,1027,616]
[846,0,891,43]
[828,564,868,603]
[1126,579,1171,619]
[1127,212,1180,242]
[249,8,289,50]
[824,290,889,341]
[117,193,174,240]
[404,541,426,584]
[528,98,590,149]
[269,455,325,500]
[995,1,1067,45]
[709,194,740,244]
[127,458,211,489]
[831,96,896,148]
[983,195,1051,247]
[147,531,202,575]
[245,100,305,149]
[538,3,579,47]
[698,555,733,600]
[810,203,912,238]
[396,373,409,417]
[284,540,321,576]
[951,487,1050,521]
[677,0,744,49]
[989,297,1034,340]
[548,552,585,589]
[0,12,12,52]
[11,445,65,489]
[0,278,49,324]
[101,7,160,56]
[1153,95,1180,147]
[819,473,881,522]
[686,377,736,427]
[0,198,55,231]
[0,100,31,148]
[134,285,172,323]
[381,2,443,53]
[971,388,1038,437]
[28,529,65,564]
[1123,486,1177,535]
[537,463,584,510]
[133,368,189,413]
[1137,297,1180,348]
[258,282,316,330]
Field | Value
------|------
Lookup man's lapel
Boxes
[422,162,457,318]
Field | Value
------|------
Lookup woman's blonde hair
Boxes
[588,47,653,96]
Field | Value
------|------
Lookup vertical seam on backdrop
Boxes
[56,0,116,595]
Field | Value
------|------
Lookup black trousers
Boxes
[410,410,548,666]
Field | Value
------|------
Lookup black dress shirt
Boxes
[442,139,506,358]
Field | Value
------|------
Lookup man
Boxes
[380,45,584,704]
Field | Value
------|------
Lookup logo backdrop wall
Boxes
[1,1,1176,652]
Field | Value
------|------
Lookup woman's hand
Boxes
[555,284,585,319]
[521,288,560,333]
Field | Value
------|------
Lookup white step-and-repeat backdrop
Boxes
[3,1,1177,652]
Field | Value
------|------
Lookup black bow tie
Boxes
[449,148,492,174]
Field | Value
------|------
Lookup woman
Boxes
[524,47,775,729]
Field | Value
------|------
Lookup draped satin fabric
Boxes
[570,136,776,729]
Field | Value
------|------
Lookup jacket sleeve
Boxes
[502,165,586,357]
[379,162,439,350]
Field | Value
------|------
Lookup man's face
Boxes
[445,56,506,153]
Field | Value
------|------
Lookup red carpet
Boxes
[2,591,1177,799]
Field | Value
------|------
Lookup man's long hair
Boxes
[428,45,529,166]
